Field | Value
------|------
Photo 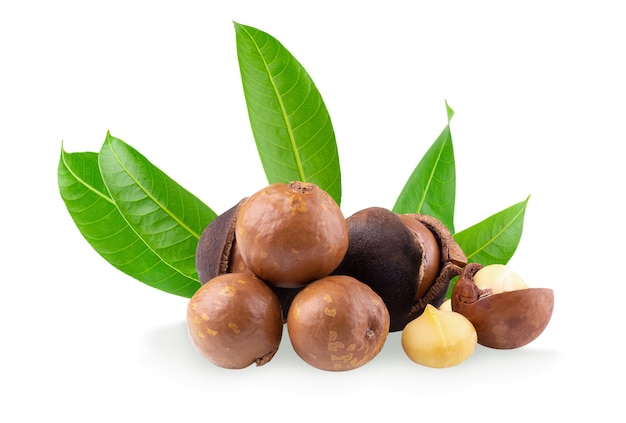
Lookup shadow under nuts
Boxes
[187,272,283,369]
[332,207,467,332]
[451,263,554,349]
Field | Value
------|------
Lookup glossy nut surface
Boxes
[195,197,304,323]
[287,275,390,371]
[187,273,283,368]
[235,182,348,288]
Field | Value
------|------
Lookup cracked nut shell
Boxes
[187,272,283,369]
[451,262,554,349]
[195,198,249,285]
[332,207,467,332]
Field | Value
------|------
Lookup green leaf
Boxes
[392,101,456,232]
[453,196,530,265]
[58,145,203,297]
[97,132,217,289]
[234,22,342,205]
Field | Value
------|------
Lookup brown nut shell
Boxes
[235,182,349,288]
[287,275,390,371]
[451,262,554,349]
[187,272,283,369]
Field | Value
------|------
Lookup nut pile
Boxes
[188,181,554,371]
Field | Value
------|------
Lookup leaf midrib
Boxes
[418,127,451,213]
[240,24,305,181]
[62,145,199,286]
[103,135,201,240]
[464,198,528,261]
[60,145,115,205]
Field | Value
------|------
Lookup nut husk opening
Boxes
[394,213,467,331]
[411,213,467,268]
[452,262,555,349]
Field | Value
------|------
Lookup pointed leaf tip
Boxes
[445,100,454,123]
[453,196,530,265]
[392,103,457,231]
[58,145,202,297]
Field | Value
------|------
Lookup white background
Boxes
[2,0,623,421]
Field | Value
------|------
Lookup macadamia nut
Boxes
[473,264,529,293]
[401,304,477,368]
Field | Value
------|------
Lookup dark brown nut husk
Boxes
[235,181,349,289]
[195,198,249,285]
[287,275,390,372]
[332,207,466,332]
[187,272,283,369]
[451,262,554,349]
[271,285,304,323]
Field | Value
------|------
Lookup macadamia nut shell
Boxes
[187,273,283,368]
[451,263,554,349]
